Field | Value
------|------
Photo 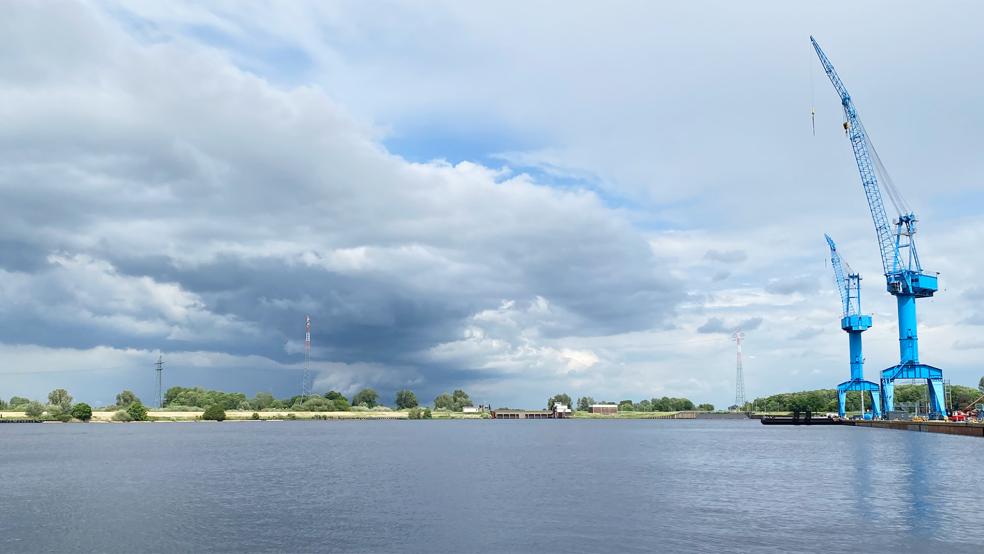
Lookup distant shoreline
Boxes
[0,409,753,423]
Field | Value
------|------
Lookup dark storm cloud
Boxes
[0,3,685,400]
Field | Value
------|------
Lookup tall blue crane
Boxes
[812,37,946,417]
[825,234,882,418]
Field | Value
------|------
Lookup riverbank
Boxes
[0,409,488,422]
[1,409,744,422]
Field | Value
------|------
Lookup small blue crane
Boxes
[825,234,882,418]
[812,37,946,417]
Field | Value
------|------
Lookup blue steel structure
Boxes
[825,234,881,418]
[812,37,946,417]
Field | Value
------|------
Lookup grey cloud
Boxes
[704,249,747,264]
[764,275,819,295]
[789,327,824,341]
[962,287,984,302]
[953,339,984,351]
[696,317,762,335]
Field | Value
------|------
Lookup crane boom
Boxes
[825,234,851,317]
[811,37,901,278]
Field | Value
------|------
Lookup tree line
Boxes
[747,383,984,413]
[2,387,477,417]
[543,394,713,413]
[161,386,473,412]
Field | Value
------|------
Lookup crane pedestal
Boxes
[880,362,946,417]
[879,291,947,417]
[837,379,882,418]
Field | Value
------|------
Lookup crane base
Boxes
[880,362,946,417]
[837,379,882,418]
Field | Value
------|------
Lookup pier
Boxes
[850,419,984,437]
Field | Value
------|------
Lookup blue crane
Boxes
[825,234,882,418]
[812,37,946,417]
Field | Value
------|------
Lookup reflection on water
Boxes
[1,420,982,553]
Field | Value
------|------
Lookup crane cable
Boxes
[867,135,910,217]
[810,47,816,136]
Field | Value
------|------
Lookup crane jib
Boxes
[811,37,927,295]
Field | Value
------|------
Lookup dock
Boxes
[850,419,984,437]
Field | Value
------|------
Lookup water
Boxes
[2,419,983,553]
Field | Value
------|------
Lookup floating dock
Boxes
[757,413,984,438]
[850,419,984,437]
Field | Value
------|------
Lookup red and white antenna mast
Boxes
[733,329,746,411]
[302,315,312,397]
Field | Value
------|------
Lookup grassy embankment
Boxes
[572,411,679,419]
[0,409,487,422]
[2,409,727,422]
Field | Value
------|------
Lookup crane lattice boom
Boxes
[811,37,903,280]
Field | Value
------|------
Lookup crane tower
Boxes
[825,234,882,418]
[812,37,947,417]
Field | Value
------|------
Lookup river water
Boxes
[2,419,982,553]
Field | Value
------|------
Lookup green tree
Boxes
[979,377,984,393]
[433,393,454,410]
[164,386,246,410]
[112,409,133,422]
[618,400,635,411]
[576,396,594,411]
[250,392,276,410]
[9,396,30,409]
[45,405,71,422]
[25,401,44,418]
[293,396,334,411]
[434,390,473,412]
[635,399,653,412]
[329,396,350,411]
[164,386,186,406]
[0,398,6,410]
[351,388,379,408]
[697,403,714,411]
[71,403,93,422]
[48,389,73,411]
[451,390,472,410]
[547,394,572,410]
[202,405,226,421]
[127,402,148,421]
[115,390,140,408]
[395,389,418,409]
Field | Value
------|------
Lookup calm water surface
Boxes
[2,419,983,553]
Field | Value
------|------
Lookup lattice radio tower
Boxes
[733,329,746,411]
[155,354,164,409]
[301,315,312,397]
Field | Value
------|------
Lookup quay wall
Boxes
[853,420,984,437]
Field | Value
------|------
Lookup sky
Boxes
[1,1,983,409]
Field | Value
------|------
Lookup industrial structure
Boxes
[812,37,947,416]
[154,354,164,409]
[825,234,881,418]
[733,329,746,411]
[301,315,312,397]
